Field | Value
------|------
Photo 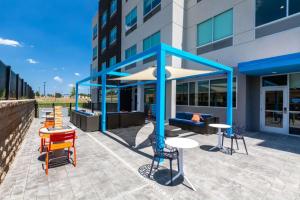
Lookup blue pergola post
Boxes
[155,48,166,150]
[226,70,233,135]
[75,83,79,111]
[117,88,120,112]
[101,73,107,133]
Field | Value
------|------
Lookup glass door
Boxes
[260,87,289,134]
[289,73,300,135]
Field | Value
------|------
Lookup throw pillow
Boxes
[191,113,200,122]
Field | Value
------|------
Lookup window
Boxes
[144,0,161,16]
[210,78,236,107]
[256,0,300,26]
[290,0,300,15]
[143,31,160,50]
[110,0,117,17]
[262,75,287,87]
[109,56,117,66]
[189,82,196,106]
[102,62,106,70]
[126,7,137,28]
[110,27,117,44]
[197,9,233,47]
[93,25,98,39]
[176,83,188,105]
[197,80,209,106]
[101,37,106,53]
[93,46,98,60]
[125,45,137,59]
[102,10,107,27]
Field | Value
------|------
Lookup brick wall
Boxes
[0,100,35,183]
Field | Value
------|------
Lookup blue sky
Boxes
[0,0,98,94]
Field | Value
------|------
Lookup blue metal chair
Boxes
[222,126,248,155]
[148,135,179,185]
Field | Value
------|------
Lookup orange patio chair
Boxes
[45,130,76,175]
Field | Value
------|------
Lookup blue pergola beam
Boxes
[80,83,118,88]
[162,43,233,72]
[101,73,107,132]
[108,71,131,77]
[118,80,156,88]
[226,70,233,135]
[75,83,79,111]
[105,46,159,74]
[156,49,166,150]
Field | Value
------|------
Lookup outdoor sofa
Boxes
[70,110,145,131]
[169,112,219,134]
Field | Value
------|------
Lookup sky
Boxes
[0,0,98,95]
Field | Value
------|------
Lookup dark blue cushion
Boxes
[169,118,205,127]
[176,112,212,120]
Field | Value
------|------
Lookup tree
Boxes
[55,92,62,98]
[35,91,40,97]
[70,86,75,97]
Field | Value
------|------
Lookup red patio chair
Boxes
[45,130,76,175]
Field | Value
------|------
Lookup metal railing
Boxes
[0,60,34,100]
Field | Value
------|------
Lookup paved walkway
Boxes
[1,118,300,200]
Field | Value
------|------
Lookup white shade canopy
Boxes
[110,66,215,81]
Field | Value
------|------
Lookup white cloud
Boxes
[68,83,74,87]
[0,37,22,47]
[26,58,39,64]
[53,76,63,83]
[74,72,80,76]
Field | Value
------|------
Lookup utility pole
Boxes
[43,82,46,97]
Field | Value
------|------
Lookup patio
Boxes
[1,116,300,200]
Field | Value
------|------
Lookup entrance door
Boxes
[260,87,289,134]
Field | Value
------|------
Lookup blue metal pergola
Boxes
[75,43,233,150]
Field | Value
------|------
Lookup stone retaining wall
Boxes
[0,100,36,183]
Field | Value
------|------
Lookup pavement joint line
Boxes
[110,184,149,200]
[85,131,174,200]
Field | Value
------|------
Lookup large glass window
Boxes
[210,79,227,107]
[125,45,137,59]
[289,0,300,15]
[262,75,287,87]
[93,25,98,39]
[93,46,98,60]
[109,56,116,66]
[256,0,300,26]
[101,37,106,52]
[290,73,300,135]
[197,80,209,106]
[197,19,212,46]
[110,27,117,44]
[126,7,137,28]
[176,83,188,105]
[144,0,161,16]
[213,9,233,41]
[189,82,195,106]
[197,9,233,47]
[143,31,160,51]
[110,0,117,17]
[210,78,236,107]
[102,10,107,27]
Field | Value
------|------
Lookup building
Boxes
[92,0,300,135]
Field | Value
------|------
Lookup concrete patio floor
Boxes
[1,117,300,200]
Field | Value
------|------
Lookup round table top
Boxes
[40,127,76,134]
[209,124,231,129]
[165,138,199,149]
